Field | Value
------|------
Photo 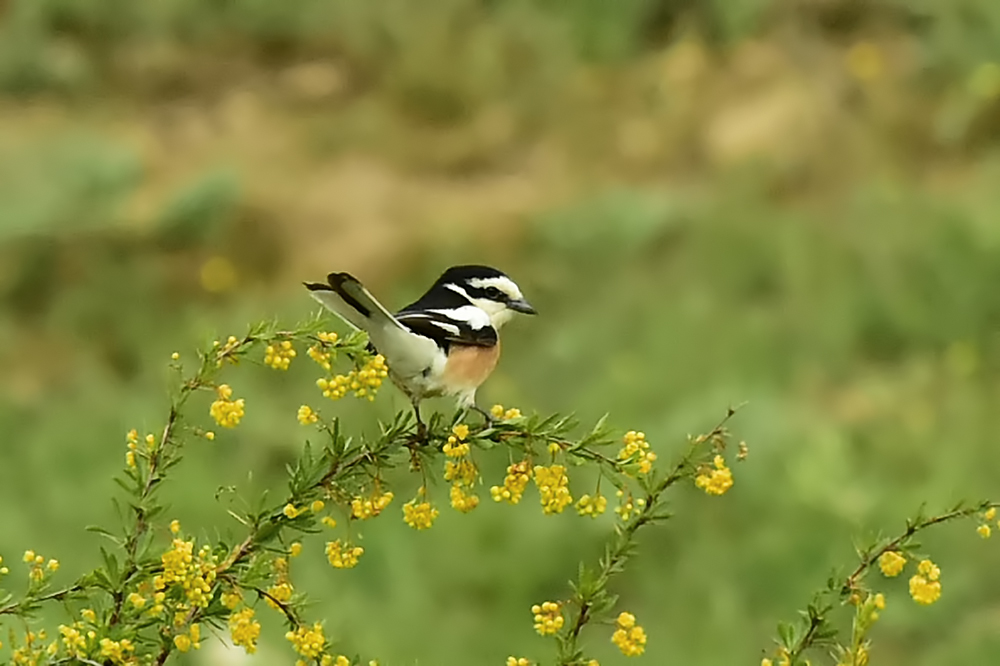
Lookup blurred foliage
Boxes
[1,0,999,664]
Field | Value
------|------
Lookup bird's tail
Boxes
[305,272,403,334]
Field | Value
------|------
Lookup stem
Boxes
[558,407,740,664]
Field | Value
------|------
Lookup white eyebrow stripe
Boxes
[468,276,522,300]
[428,306,491,329]
[445,283,470,299]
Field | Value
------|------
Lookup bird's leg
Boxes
[412,399,427,440]
[469,403,496,426]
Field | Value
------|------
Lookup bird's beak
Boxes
[509,298,537,315]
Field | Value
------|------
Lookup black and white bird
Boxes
[305,265,535,430]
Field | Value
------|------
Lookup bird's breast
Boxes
[441,341,501,391]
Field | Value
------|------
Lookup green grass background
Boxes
[1,1,999,664]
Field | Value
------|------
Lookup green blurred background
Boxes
[1,1,999,664]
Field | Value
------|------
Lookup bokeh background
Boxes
[1,1,999,664]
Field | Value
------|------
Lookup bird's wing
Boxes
[395,308,498,349]
[305,273,439,378]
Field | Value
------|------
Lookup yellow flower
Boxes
[23,550,35,563]
[878,550,906,577]
[873,592,886,610]
[286,622,326,659]
[351,491,395,520]
[308,342,333,371]
[532,601,564,636]
[80,609,97,623]
[264,340,297,370]
[326,540,364,568]
[171,352,180,360]
[762,660,773,666]
[128,592,146,609]
[173,633,192,652]
[507,658,530,666]
[266,581,293,609]
[170,519,181,534]
[985,507,997,521]
[612,612,647,657]
[444,458,477,486]
[298,405,319,425]
[918,558,940,581]
[403,499,439,530]
[618,431,656,475]
[491,404,522,420]
[284,503,306,519]
[576,494,608,518]
[221,589,242,610]
[452,423,470,441]
[229,607,261,654]
[58,624,87,657]
[99,637,136,664]
[289,542,303,557]
[450,484,480,513]
[694,455,734,495]
[205,430,216,440]
[491,460,532,504]
[909,559,942,605]
[157,538,218,608]
[126,451,136,468]
[909,574,942,605]
[321,516,338,528]
[318,354,390,402]
[210,384,245,428]
[534,465,573,514]
[311,499,326,513]
[978,524,991,539]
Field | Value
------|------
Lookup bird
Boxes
[304,265,536,433]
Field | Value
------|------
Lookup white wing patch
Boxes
[430,305,491,329]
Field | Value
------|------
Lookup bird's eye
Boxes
[485,287,505,300]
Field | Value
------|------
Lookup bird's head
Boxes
[435,265,536,328]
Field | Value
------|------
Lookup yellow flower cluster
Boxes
[58,623,91,658]
[532,601,564,635]
[264,340,297,370]
[266,581,293,609]
[443,424,471,457]
[308,333,338,371]
[317,354,389,402]
[352,491,395,519]
[403,499,440,530]
[326,539,364,568]
[443,424,480,512]
[611,612,647,657]
[450,484,480,513]
[98,637,136,664]
[210,384,245,428]
[978,507,997,538]
[173,624,201,652]
[576,493,608,518]
[614,490,646,521]
[286,622,326,660]
[491,404,523,420]
[507,658,530,666]
[694,455,734,495]
[229,607,261,654]
[154,538,218,608]
[534,465,573,514]
[619,431,656,475]
[22,550,58,583]
[909,559,942,605]
[491,460,532,504]
[878,550,906,577]
[297,405,319,425]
